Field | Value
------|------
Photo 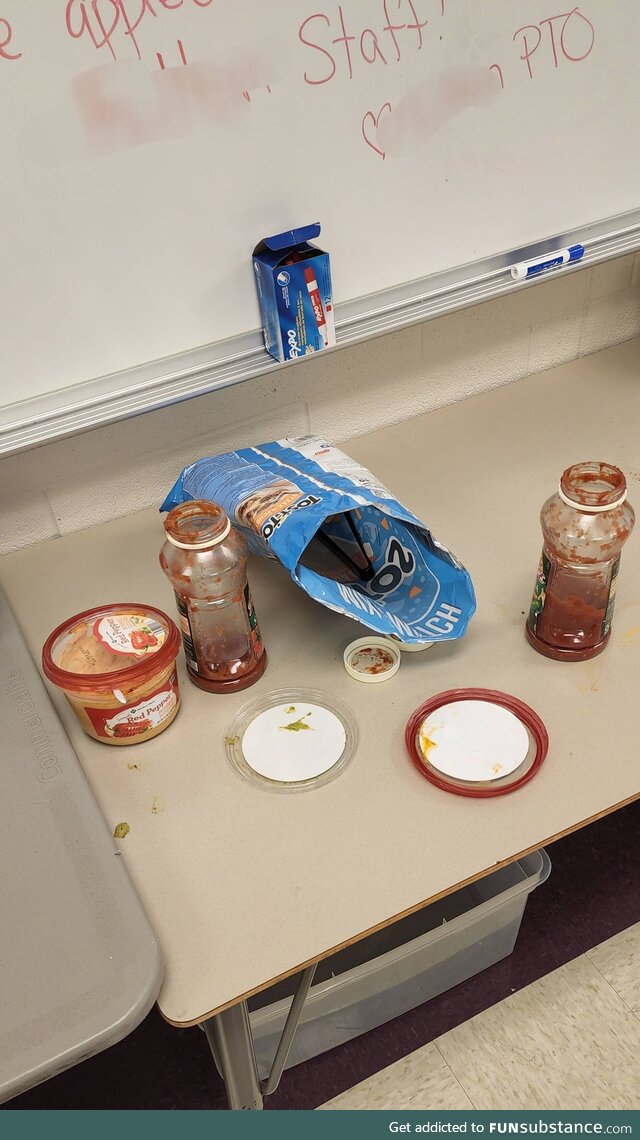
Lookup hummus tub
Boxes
[42,604,181,746]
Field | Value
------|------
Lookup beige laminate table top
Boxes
[2,340,639,1028]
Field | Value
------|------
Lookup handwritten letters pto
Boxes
[1,2,597,158]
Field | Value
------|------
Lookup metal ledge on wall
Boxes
[2,209,639,457]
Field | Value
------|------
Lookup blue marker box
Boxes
[252,223,336,363]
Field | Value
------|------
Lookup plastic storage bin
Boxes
[249,849,551,1078]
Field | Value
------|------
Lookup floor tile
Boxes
[318,1042,473,1110]
[587,922,640,1014]
[435,956,640,1110]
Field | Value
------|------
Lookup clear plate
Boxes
[224,688,359,793]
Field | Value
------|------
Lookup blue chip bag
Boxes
[160,435,475,644]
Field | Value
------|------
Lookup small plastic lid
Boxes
[405,688,548,798]
[42,603,181,693]
[343,637,401,683]
[385,637,435,653]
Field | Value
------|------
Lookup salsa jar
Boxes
[525,461,635,661]
[160,499,267,693]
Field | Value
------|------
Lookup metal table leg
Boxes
[200,963,318,1110]
[202,1002,263,1110]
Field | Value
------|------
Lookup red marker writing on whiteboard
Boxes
[304,266,329,346]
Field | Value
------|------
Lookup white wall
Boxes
[1,254,639,557]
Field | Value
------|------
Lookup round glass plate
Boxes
[224,688,359,792]
[405,688,548,798]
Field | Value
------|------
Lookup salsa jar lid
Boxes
[42,603,181,693]
[343,636,401,683]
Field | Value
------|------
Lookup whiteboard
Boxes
[1,0,640,452]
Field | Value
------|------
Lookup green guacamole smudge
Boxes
[280,712,313,732]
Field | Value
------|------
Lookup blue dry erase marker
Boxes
[511,244,585,281]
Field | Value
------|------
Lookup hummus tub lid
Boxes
[42,603,181,693]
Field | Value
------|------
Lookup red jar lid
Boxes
[405,688,548,798]
[42,603,181,693]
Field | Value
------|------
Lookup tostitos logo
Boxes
[277,271,290,286]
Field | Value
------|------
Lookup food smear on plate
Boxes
[280,712,313,732]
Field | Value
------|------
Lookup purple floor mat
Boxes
[4,799,639,1111]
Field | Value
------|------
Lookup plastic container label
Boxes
[84,671,179,740]
[93,613,167,658]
